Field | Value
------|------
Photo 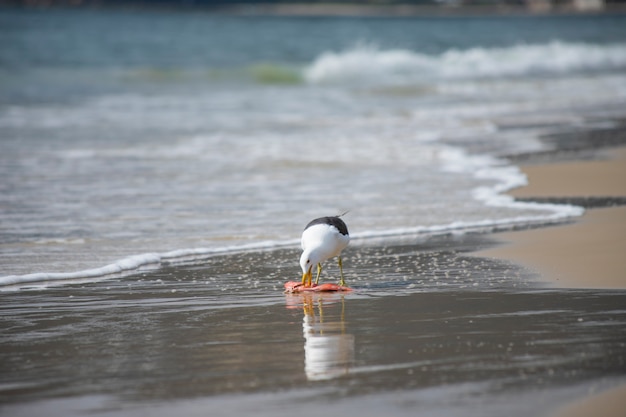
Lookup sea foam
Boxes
[304,41,626,84]
[0,240,298,290]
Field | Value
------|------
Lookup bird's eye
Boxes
[306,259,311,264]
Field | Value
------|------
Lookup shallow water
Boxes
[1,236,624,416]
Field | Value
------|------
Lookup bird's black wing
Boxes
[304,216,349,236]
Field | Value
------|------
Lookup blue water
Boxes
[1,9,626,283]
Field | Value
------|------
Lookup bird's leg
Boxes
[314,263,322,285]
[338,256,346,287]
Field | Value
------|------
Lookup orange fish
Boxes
[284,281,352,293]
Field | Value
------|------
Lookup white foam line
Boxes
[443,145,584,218]
[472,165,584,219]
[0,239,299,290]
[350,213,575,242]
[0,254,161,288]
[352,147,584,240]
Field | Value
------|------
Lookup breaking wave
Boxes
[304,41,626,84]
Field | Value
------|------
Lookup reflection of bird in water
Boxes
[301,294,354,381]
[300,216,350,288]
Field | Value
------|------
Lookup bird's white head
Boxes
[300,249,319,274]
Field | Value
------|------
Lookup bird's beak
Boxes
[301,266,313,287]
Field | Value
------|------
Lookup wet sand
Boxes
[552,384,626,417]
[1,246,625,417]
[477,145,626,416]
[510,147,626,198]
[478,146,626,289]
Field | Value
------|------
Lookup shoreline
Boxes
[477,146,626,289]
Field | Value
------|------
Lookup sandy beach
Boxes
[552,383,626,417]
[478,146,626,289]
[477,144,626,416]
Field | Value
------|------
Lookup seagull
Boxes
[300,216,350,287]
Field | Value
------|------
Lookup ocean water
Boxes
[1,9,626,416]
[2,10,626,284]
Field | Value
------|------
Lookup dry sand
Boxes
[478,146,626,289]
[510,147,626,198]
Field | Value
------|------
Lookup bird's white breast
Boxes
[301,224,349,260]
